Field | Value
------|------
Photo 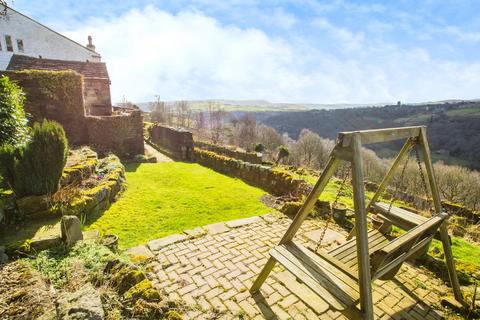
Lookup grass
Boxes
[430,237,480,268]
[445,104,480,116]
[84,162,270,249]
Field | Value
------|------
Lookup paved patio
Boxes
[142,213,449,319]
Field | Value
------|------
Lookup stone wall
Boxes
[192,149,307,196]
[83,78,112,116]
[194,141,263,164]
[86,110,144,158]
[2,70,88,144]
[2,70,143,159]
[148,124,194,160]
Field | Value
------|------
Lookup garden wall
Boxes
[1,70,144,158]
[148,124,194,160]
[86,110,144,158]
[2,70,88,144]
[194,141,263,164]
[192,149,307,196]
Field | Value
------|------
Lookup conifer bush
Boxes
[14,120,68,197]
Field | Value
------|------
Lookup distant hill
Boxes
[134,99,380,113]
[254,101,480,170]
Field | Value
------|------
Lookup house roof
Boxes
[7,54,110,80]
[4,5,101,58]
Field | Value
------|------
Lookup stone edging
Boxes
[127,213,283,257]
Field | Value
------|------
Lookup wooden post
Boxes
[347,137,415,240]
[250,152,340,293]
[419,127,463,303]
[351,133,374,320]
[365,137,414,212]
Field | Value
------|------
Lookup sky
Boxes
[8,0,480,104]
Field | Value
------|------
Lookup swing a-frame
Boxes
[250,126,464,320]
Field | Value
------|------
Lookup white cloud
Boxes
[63,6,480,104]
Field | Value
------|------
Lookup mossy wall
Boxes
[2,70,144,159]
[192,148,307,196]
[194,140,263,164]
[86,110,144,158]
[1,70,88,144]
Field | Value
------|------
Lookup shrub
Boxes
[14,120,68,197]
[0,75,29,147]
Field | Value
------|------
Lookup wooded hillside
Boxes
[254,101,480,169]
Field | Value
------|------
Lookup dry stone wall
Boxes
[86,110,144,158]
[148,124,194,160]
[194,141,262,164]
[192,148,307,196]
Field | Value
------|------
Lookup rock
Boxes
[17,195,50,216]
[0,246,8,264]
[126,245,154,260]
[30,236,62,252]
[61,215,83,245]
[56,283,104,320]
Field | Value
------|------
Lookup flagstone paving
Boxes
[144,213,450,319]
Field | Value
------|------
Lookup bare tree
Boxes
[207,100,225,144]
[233,114,257,150]
[175,100,191,128]
[150,95,168,124]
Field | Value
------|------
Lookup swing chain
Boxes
[315,164,351,251]
[413,142,432,213]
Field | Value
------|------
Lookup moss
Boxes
[123,279,160,301]
[281,201,303,218]
[110,265,146,295]
[165,311,183,320]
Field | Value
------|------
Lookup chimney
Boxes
[87,35,96,51]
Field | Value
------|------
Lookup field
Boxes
[84,162,271,248]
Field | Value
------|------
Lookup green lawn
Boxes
[84,162,270,248]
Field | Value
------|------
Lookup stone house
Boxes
[0,5,100,69]
[7,54,112,116]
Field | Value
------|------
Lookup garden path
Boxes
[142,213,450,319]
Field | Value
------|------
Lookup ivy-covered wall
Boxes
[1,70,144,158]
[1,70,88,144]
[86,110,144,158]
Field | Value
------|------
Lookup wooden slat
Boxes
[335,231,387,262]
[339,126,423,147]
[377,213,445,256]
[344,236,390,269]
[271,243,360,310]
[374,236,434,280]
[330,230,384,258]
[288,242,358,283]
[373,202,427,226]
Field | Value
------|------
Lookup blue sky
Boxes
[8,0,480,104]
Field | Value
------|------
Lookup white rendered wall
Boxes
[0,8,101,69]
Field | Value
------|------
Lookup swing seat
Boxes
[269,212,447,311]
[372,201,428,230]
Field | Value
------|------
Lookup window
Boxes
[16,39,24,52]
[5,35,13,52]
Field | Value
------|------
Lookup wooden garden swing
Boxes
[250,126,464,320]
